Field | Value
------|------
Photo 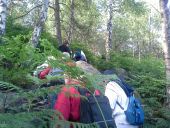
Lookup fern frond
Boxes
[0,81,21,92]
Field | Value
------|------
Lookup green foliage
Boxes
[0,35,42,86]
[122,0,147,16]
[40,31,58,48]
[97,53,170,128]
[1,33,168,127]
[0,80,101,128]
[92,52,169,127]
[85,74,119,93]
[6,17,32,38]
[0,111,99,128]
[0,0,166,127]
[0,34,83,87]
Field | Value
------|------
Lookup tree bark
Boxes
[55,0,62,45]
[68,0,75,44]
[105,0,113,61]
[30,0,49,48]
[160,0,170,107]
[0,0,7,36]
[137,41,141,62]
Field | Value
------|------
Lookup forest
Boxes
[0,0,170,128]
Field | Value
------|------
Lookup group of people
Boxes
[33,40,144,128]
[58,40,87,62]
[52,77,141,128]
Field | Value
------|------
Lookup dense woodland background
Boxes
[0,0,170,128]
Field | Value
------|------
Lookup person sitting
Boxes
[105,81,138,128]
[58,40,71,57]
[73,49,87,62]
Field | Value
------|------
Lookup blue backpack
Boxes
[115,80,144,126]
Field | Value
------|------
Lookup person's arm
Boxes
[58,45,63,52]
[54,86,80,121]
[80,51,87,62]
[39,67,51,79]
[54,87,70,120]
[65,46,71,55]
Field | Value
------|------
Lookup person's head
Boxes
[76,48,81,52]
[63,39,69,46]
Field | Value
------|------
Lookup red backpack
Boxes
[54,86,81,121]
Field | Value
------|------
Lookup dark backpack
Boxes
[74,50,82,61]
[48,87,116,128]
[114,80,144,126]
[78,87,116,128]
[48,93,58,109]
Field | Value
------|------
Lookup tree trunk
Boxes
[30,0,49,48]
[0,0,7,36]
[137,41,141,62]
[148,15,152,54]
[160,0,170,107]
[68,0,75,44]
[132,42,135,57]
[55,0,62,45]
[105,0,113,61]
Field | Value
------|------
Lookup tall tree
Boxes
[68,0,75,44]
[55,0,62,45]
[105,0,113,61]
[160,0,170,107]
[0,0,7,35]
[30,0,49,48]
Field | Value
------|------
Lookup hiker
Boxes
[58,40,72,57]
[73,49,87,62]
[53,77,81,122]
[33,56,55,78]
[33,56,65,87]
[105,81,140,128]
[52,76,116,128]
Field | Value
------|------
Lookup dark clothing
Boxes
[73,50,87,62]
[58,44,71,55]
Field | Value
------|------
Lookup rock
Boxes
[0,92,17,112]
[115,68,128,81]
[101,69,115,75]
[76,61,101,75]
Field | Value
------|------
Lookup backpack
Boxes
[78,87,116,128]
[48,93,58,109]
[74,50,82,61]
[114,80,144,126]
[48,86,116,127]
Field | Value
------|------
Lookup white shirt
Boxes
[80,50,87,61]
[105,81,138,128]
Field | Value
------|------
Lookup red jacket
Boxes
[53,86,101,122]
[53,77,101,123]
[39,67,51,79]
[54,86,80,121]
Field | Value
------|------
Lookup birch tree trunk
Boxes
[160,0,170,107]
[68,0,74,44]
[30,0,49,48]
[55,0,62,45]
[137,42,141,62]
[0,0,7,36]
[105,0,113,61]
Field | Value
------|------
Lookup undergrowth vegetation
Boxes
[95,52,170,128]
[0,24,170,128]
